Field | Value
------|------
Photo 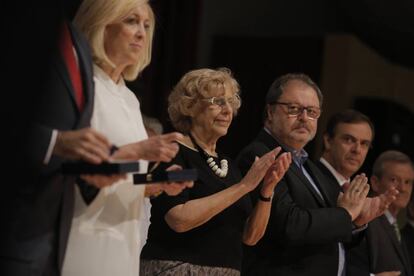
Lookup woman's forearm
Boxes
[242,199,272,245]
[165,182,250,233]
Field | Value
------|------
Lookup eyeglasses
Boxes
[271,102,321,120]
[202,95,241,109]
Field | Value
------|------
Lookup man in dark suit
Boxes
[237,73,375,276]
[402,193,414,274]
[317,109,398,276]
[368,151,414,276]
[0,18,116,275]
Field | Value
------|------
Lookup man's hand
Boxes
[353,186,398,226]
[54,128,111,164]
[80,174,127,188]
[375,271,401,276]
[337,174,370,221]
[112,132,183,162]
[159,165,194,196]
[145,165,194,197]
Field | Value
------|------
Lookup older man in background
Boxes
[367,151,414,276]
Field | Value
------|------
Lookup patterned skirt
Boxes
[140,259,240,276]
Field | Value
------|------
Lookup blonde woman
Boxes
[62,1,192,275]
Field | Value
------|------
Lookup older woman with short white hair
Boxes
[140,68,292,275]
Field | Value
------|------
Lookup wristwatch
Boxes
[259,193,273,202]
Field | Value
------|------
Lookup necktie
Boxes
[60,23,84,111]
[393,222,401,242]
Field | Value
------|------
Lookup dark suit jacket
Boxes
[0,22,94,276]
[236,129,356,276]
[402,222,414,274]
[367,215,413,276]
[316,160,371,276]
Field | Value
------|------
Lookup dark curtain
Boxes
[339,0,414,68]
[1,1,64,174]
[126,0,414,128]
[127,0,202,130]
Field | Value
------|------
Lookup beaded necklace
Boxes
[189,133,228,178]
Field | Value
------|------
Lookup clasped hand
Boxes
[337,174,370,222]
[241,147,292,197]
[337,174,398,226]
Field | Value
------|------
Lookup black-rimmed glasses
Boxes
[271,102,321,120]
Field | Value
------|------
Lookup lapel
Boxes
[305,161,336,206]
[315,160,340,188]
[55,52,79,115]
[288,161,328,207]
[54,23,94,124]
[70,23,92,113]
[380,215,412,271]
[256,129,329,207]
[255,128,280,151]
[314,160,343,204]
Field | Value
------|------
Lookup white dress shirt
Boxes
[319,158,350,187]
[62,65,149,276]
[319,157,352,276]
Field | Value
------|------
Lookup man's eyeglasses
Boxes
[202,95,241,109]
[271,102,321,120]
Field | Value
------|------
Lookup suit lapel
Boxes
[255,129,280,151]
[380,216,411,272]
[69,23,94,128]
[315,160,341,188]
[314,160,343,203]
[256,129,329,207]
[289,163,328,207]
[305,161,336,206]
[54,23,94,126]
[54,55,79,115]
[70,25,91,108]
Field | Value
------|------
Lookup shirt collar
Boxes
[263,127,274,139]
[291,148,308,167]
[93,64,125,87]
[384,210,397,225]
[319,157,350,186]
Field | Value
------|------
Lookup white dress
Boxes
[62,65,149,276]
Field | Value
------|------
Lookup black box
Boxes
[61,161,140,175]
[133,169,198,184]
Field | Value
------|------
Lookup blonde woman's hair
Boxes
[74,0,154,81]
[168,68,241,134]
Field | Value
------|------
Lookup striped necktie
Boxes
[392,222,401,242]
